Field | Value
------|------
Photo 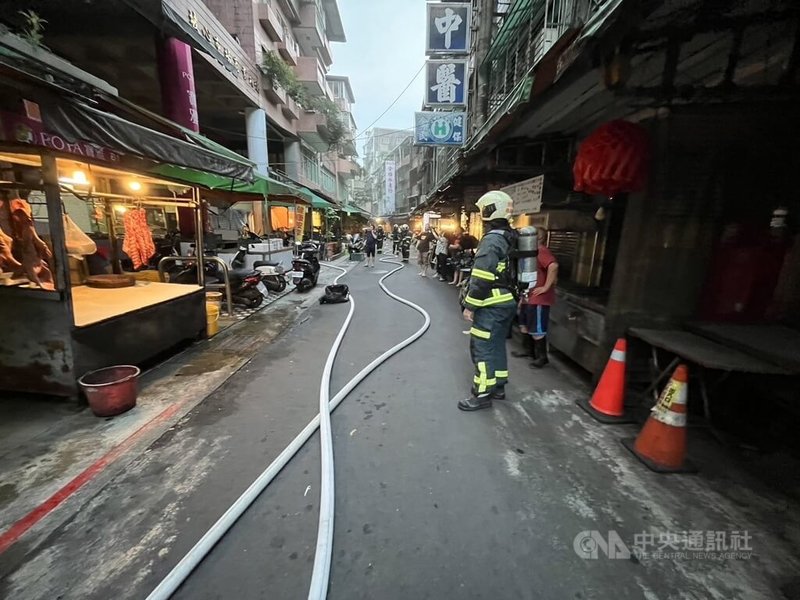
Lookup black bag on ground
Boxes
[320,284,350,304]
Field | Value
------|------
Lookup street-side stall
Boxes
[0,72,256,398]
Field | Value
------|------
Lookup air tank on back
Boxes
[516,226,539,292]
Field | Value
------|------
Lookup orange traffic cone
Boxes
[622,364,696,473]
[577,339,635,424]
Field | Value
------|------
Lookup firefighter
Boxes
[458,190,518,411]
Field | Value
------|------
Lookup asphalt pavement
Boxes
[1,255,799,600]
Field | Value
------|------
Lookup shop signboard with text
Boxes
[425,59,468,107]
[0,110,122,164]
[426,2,471,55]
[384,160,396,215]
[504,175,545,215]
[295,204,307,240]
[414,112,467,147]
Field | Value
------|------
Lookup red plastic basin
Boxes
[78,365,140,417]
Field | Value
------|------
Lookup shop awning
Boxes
[149,163,268,194]
[304,188,337,209]
[342,203,371,217]
[43,100,255,181]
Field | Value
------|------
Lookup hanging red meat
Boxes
[9,198,55,290]
[573,120,650,197]
[122,208,156,270]
[0,198,22,271]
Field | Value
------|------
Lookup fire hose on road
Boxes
[146,256,431,600]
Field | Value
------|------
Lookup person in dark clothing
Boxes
[363,226,377,267]
[391,224,400,255]
[416,226,436,277]
[459,191,518,412]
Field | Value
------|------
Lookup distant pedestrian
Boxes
[515,227,558,368]
[391,224,400,255]
[433,229,451,281]
[416,226,436,277]
[363,226,377,268]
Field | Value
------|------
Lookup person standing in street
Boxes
[459,191,518,411]
[416,226,436,277]
[363,225,377,268]
[433,228,451,282]
[514,227,559,367]
[391,224,400,255]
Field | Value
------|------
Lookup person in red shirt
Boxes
[514,227,559,367]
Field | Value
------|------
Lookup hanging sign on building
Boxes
[503,175,545,215]
[384,160,396,215]
[425,59,468,107]
[426,2,471,55]
[414,111,467,147]
[294,204,307,240]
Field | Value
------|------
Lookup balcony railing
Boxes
[485,0,603,119]
[295,56,331,98]
[257,1,285,43]
[278,31,300,65]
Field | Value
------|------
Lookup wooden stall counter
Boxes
[71,282,202,327]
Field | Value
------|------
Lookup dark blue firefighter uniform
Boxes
[463,221,517,397]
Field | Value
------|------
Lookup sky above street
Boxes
[330,0,428,153]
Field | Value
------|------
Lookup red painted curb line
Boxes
[0,402,183,555]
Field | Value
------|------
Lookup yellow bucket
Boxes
[205,291,223,309]
[206,302,220,337]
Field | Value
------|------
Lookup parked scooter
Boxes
[348,236,365,259]
[230,243,288,294]
[288,240,321,292]
[171,249,265,309]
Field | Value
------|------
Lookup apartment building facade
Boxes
[3,0,357,208]
[203,0,357,203]
[362,128,414,217]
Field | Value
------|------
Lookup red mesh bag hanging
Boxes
[573,120,650,197]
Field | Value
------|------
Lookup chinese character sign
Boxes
[384,161,396,215]
[415,112,467,147]
[426,60,467,107]
[426,2,471,55]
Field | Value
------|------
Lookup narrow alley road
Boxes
[1,259,798,600]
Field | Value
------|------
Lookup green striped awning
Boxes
[149,163,269,195]
[483,0,536,68]
[303,188,337,209]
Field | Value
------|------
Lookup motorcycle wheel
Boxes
[297,278,312,292]
[245,293,264,308]
[265,278,286,293]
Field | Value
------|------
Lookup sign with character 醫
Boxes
[425,60,468,107]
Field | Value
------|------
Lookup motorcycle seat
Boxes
[225,268,258,284]
[254,260,280,268]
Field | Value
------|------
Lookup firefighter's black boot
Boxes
[491,386,506,400]
[512,335,535,358]
[458,393,493,411]
[531,337,549,368]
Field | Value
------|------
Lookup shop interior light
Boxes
[114,205,128,214]
[59,169,91,189]
[128,179,143,192]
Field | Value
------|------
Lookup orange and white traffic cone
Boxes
[622,364,696,473]
[577,339,635,424]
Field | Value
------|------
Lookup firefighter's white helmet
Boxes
[475,190,513,221]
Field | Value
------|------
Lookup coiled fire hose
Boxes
[147,256,431,600]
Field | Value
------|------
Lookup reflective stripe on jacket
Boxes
[464,228,515,308]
